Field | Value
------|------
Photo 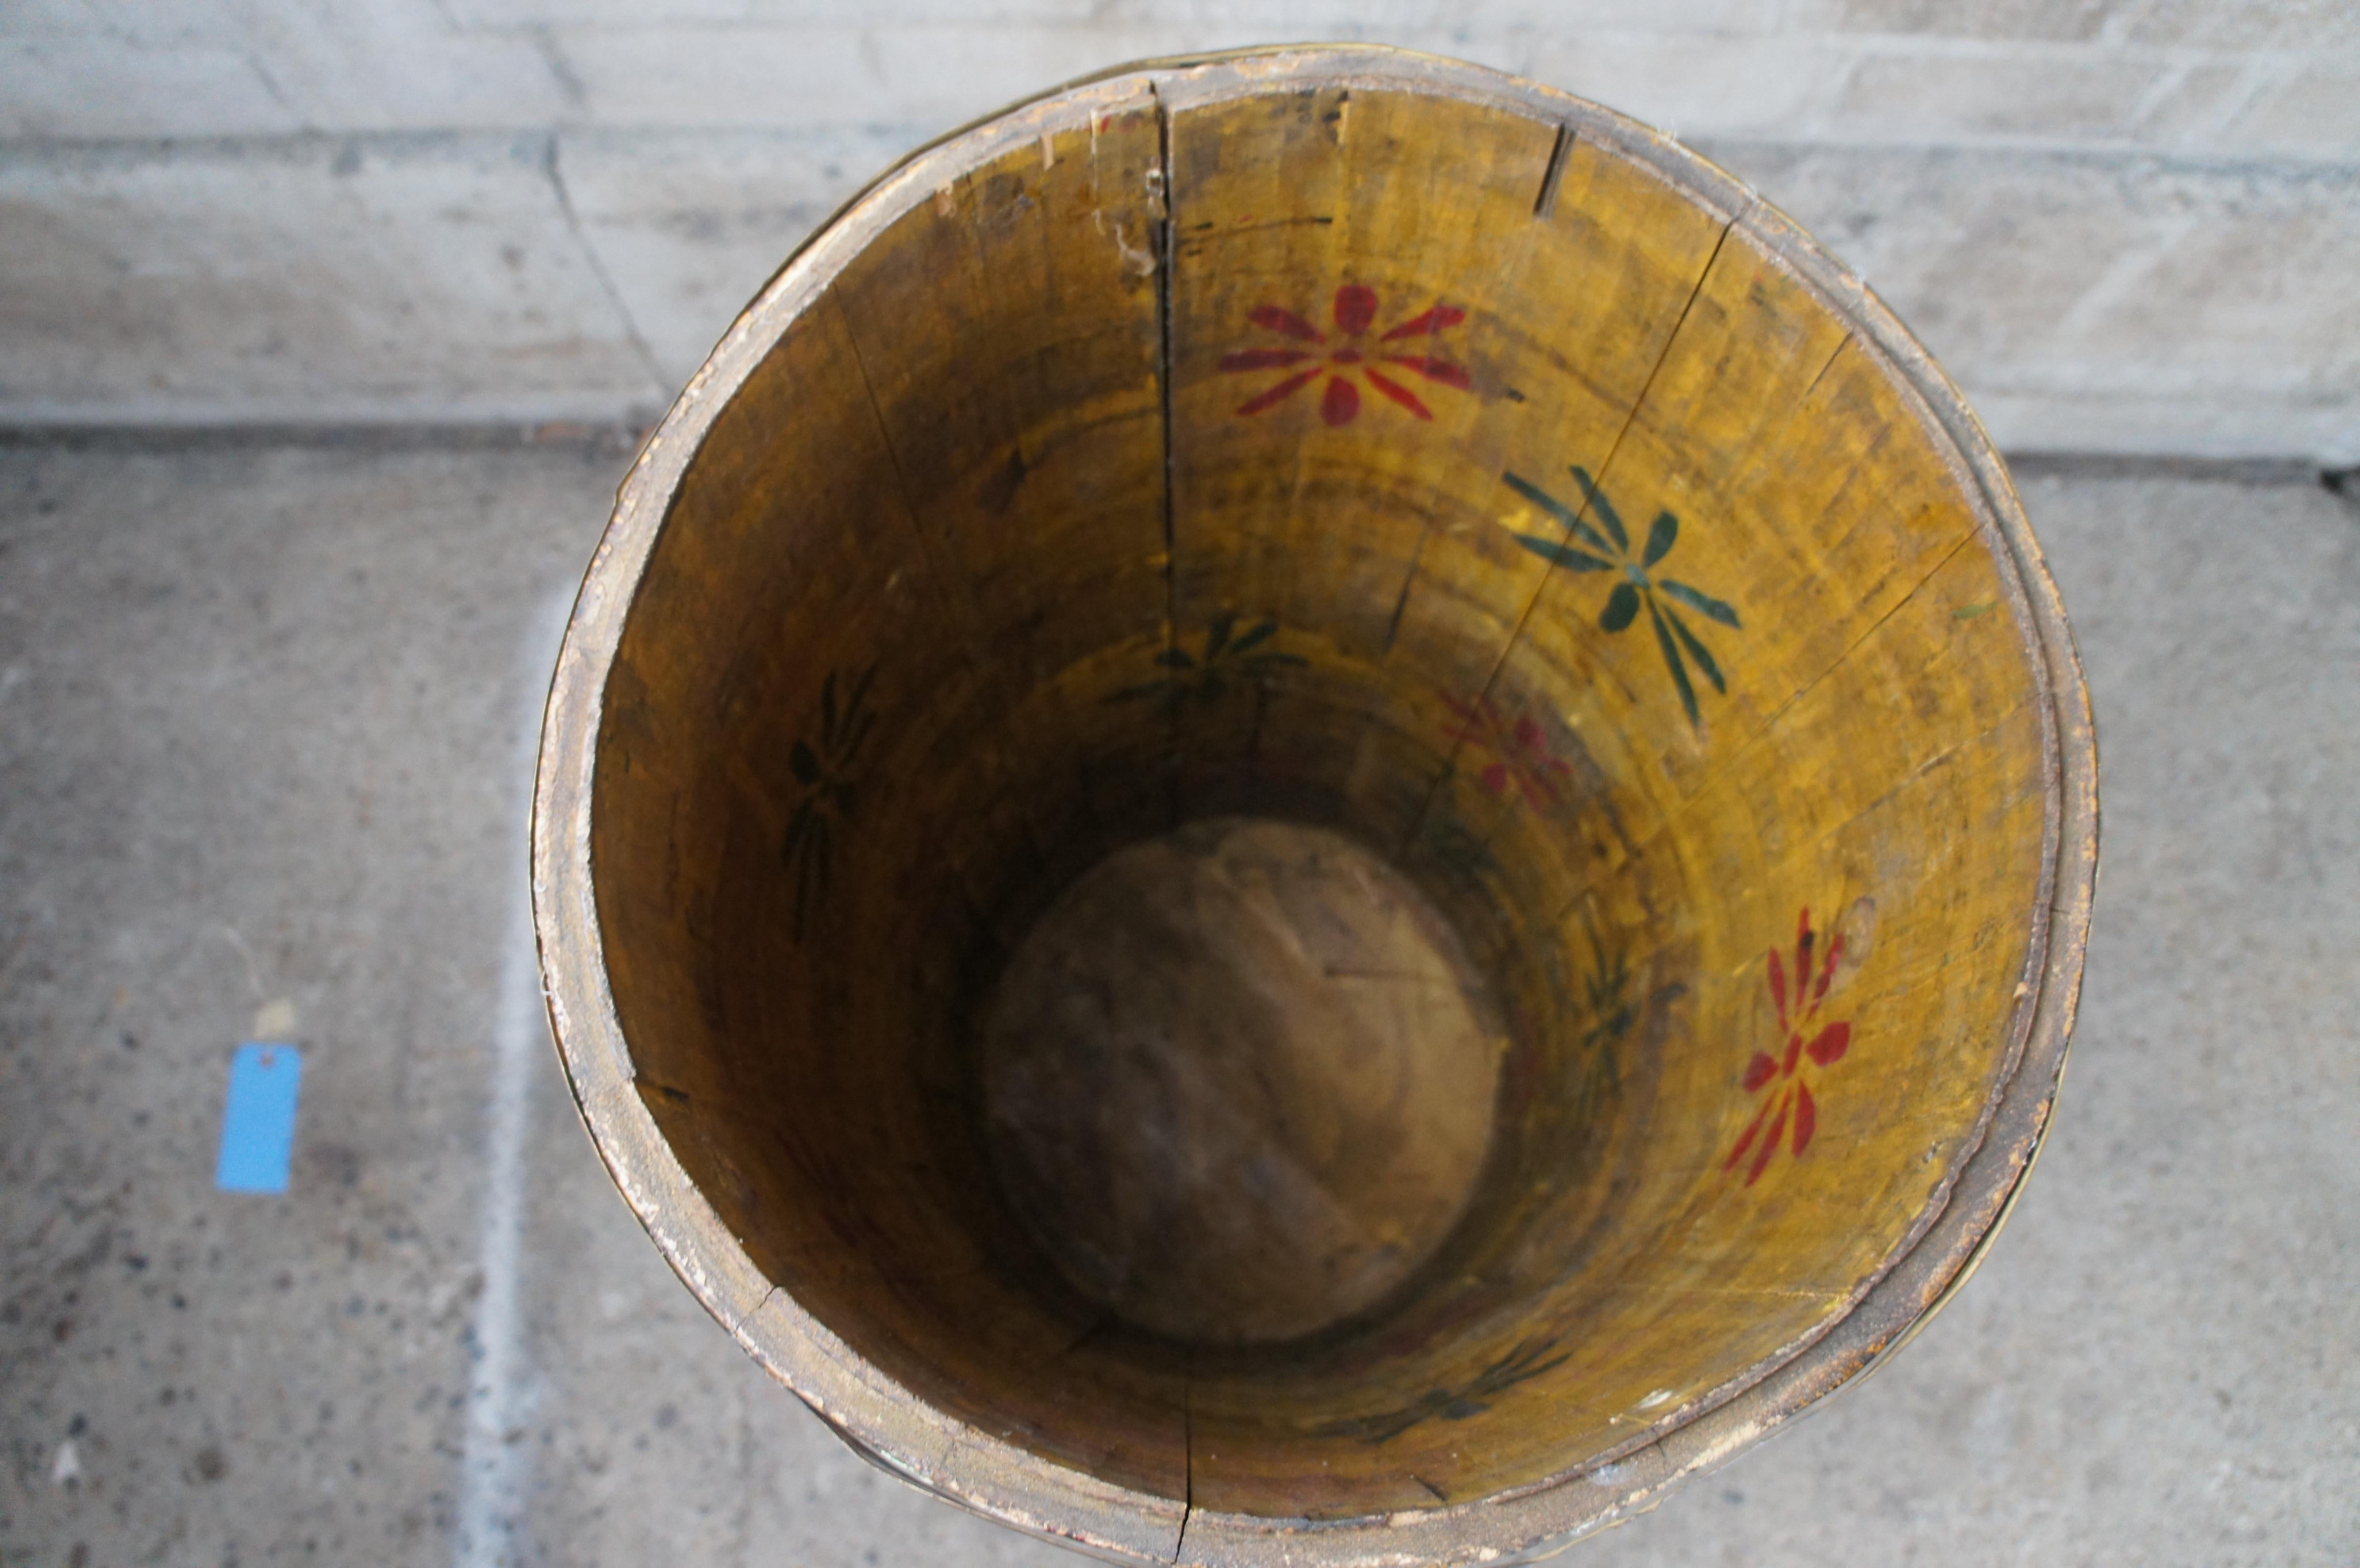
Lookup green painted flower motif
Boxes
[1108,613,1307,717]
[783,663,876,943]
[1503,466,1743,728]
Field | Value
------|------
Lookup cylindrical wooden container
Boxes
[534,44,2096,1567]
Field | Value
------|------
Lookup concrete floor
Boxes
[0,440,2353,1567]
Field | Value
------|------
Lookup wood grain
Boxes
[533,43,2096,1568]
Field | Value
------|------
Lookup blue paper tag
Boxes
[216,1042,303,1193]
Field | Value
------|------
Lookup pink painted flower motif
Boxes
[1724,906,1855,1186]
[1220,284,1471,425]
[1440,690,1573,811]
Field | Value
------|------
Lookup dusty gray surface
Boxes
[1,442,2356,1566]
[3,2,2357,458]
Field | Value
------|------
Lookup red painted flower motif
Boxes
[1441,690,1573,811]
[1219,284,1471,425]
[1725,906,1854,1186]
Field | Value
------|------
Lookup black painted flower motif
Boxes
[1503,466,1742,727]
[1571,933,1632,1133]
[1108,614,1306,717]
[782,663,875,943]
[1581,937,1635,1059]
[1312,1336,1571,1446]
[1220,284,1471,425]
[1418,807,1500,887]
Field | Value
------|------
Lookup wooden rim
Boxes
[532,43,2098,1566]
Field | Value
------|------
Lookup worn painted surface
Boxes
[533,46,2094,1566]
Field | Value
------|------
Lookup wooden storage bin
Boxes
[534,44,2097,1567]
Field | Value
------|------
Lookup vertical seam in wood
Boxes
[1153,83,1183,831]
[1168,192,1195,1485]
[1398,210,1744,860]
[1531,525,1988,935]
[1613,329,1979,831]
[1374,113,1581,809]
[1266,89,1347,645]
[1533,123,1575,219]
[835,298,966,650]
[1800,332,1851,403]
[832,294,1045,924]
[1381,114,1552,660]
[1173,1365,1194,1565]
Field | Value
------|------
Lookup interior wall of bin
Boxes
[586,67,2053,1520]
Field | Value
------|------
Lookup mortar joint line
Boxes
[542,131,669,401]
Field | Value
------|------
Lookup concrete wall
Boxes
[2,0,2355,460]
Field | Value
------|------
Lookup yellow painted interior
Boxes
[585,75,2052,1519]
